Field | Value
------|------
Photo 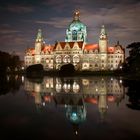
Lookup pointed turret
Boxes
[36,29,44,42]
[35,29,44,56]
[99,25,108,53]
[99,25,107,40]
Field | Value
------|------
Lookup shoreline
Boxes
[5,70,140,80]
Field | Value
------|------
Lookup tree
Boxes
[9,54,20,72]
[124,42,140,74]
[0,51,11,74]
[0,51,21,74]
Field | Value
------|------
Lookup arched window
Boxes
[73,55,80,63]
[46,58,49,63]
[72,30,77,40]
[63,55,71,63]
[56,55,62,63]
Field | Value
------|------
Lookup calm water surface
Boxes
[0,76,140,140]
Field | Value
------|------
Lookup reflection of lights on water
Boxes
[120,80,122,84]
[50,83,53,88]
[21,67,24,70]
[73,82,80,89]
[68,84,71,89]
[63,83,71,90]
[21,76,24,83]
[35,84,40,92]
[46,83,49,88]
[7,76,9,81]
[43,102,45,106]
[56,83,62,92]
[82,79,89,86]
[72,112,77,121]
[63,83,67,89]
[15,75,18,80]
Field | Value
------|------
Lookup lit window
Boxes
[63,55,71,63]
[73,55,80,63]
[56,55,62,63]
[46,58,49,63]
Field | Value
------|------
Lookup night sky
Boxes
[0,0,139,59]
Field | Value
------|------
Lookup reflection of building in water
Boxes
[24,76,125,133]
[24,76,124,111]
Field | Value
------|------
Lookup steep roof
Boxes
[84,44,98,50]
[54,41,84,50]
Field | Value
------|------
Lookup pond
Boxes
[0,75,140,140]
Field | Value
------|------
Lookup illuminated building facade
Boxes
[24,11,125,71]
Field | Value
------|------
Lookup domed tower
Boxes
[99,25,108,53]
[35,29,44,55]
[65,10,87,42]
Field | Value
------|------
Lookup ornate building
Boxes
[24,11,125,71]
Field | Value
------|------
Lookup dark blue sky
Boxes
[0,0,139,59]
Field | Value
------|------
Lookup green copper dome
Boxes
[65,11,87,42]
[68,19,86,32]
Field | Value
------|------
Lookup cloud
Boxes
[0,29,20,34]
[6,5,34,13]
[35,17,71,28]
[0,25,21,34]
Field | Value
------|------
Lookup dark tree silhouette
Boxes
[0,51,21,74]
[59,64,75,76]
[26,64,44,78]
[123,42,140,75]
[0,51,11,74]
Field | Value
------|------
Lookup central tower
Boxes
[65,10,87,42]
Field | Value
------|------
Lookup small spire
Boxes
[101,25,106,35]
[117,41,120,45]
[36,29,43,42]
[99,25,107,39]
[73,10,80,21]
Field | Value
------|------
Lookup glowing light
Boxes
[43,102,45,106]
[21,67,24,70]
[96,88,98,92]
[46,83,49,88]
[71,112,78,121]
[21,76,24,83]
